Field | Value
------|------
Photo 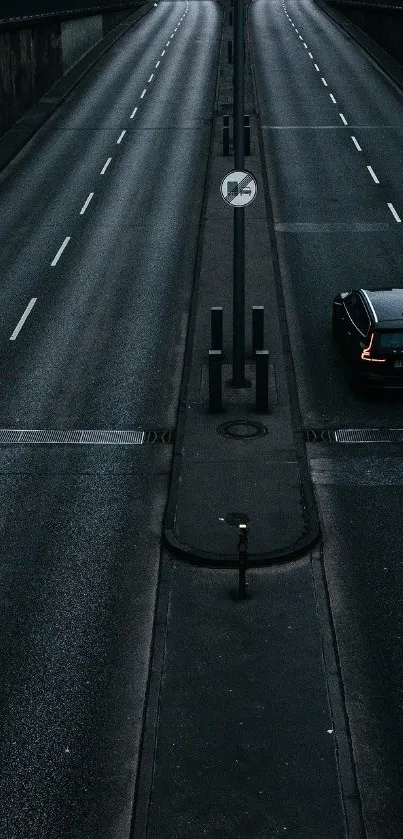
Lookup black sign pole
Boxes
[232,0,246,386]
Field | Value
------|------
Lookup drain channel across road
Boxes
[0,429,175,445]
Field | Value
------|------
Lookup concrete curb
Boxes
[0,1,155,175]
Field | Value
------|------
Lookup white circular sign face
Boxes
[220,170,257,207]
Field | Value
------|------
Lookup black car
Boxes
[332,288,403,387]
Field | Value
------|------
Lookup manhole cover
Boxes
[225,512,250,526]
[217,420,268,439]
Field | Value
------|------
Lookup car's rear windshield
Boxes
[376,331,403,350]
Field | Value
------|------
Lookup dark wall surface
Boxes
[0,1,137,24]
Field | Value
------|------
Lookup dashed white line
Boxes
[161,49,166,56]
[329,93,337,103]
[100,157,112,174]
[166,41,170,46]
[314,63,320,72]
[295,28,299,33]
[321,77,328,86]
[351,135,361,151]
[140,88,147,98]
[367,165,379,184]
[339,113,348,125]
[51,236,71,266]
[299,34,303,40]
[148,73,154,83]
[117,130,126,144]
[387,203,401,222]
[155,60,160,67]
[303,43,308,48]
[130,106,138,119]
[80,193,94,215]
[308,52,313,58]
[10,298,37,341]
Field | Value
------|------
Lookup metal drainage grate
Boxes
[304,427,403,444]
[217,420,268,440]
[0,429,175,446]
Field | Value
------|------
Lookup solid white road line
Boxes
[329,93,337,103]
[148,74,154,82]
[339,113,348,125]
[351,136,362,151]
[80,193,94,215]
[367,165,379,184]
[321,77,328,86]
[130,106,138,118]
[388,203,401,222]
[51,236,71,266]
[100,157,112,174]
[10,298,37,341]
[140,88,147,98]
[117,130,126,144]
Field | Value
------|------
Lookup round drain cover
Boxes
[217,420,268,440]
[225,512,250,526]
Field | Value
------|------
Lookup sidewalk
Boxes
[163,0,319,564]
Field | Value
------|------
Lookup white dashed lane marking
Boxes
[51,236,71,266]
[367,165,379,184]
[117,130,126,144]
[80,193,94,215]
[351,136,362,151]
[148,74,154,83]
[100,157,112,174]
[321,77,328,86]
[130,106,138,119]
[10,298,37,341]
[155,60,160,67]
[388,203,401,222]
[314,64,320,72]
[329,93,337,103]
[140,88,147,98]
[308,52,313,58]
[339,113,348,125]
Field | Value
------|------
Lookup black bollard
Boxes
[252,305,264,356]
[211,306,223,352]
[255,349,269,413]
[244,114,250,156]
[229,9,233,24]
[223,116,230,157]
[209,349,223,412]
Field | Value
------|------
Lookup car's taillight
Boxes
[361,332,386,362]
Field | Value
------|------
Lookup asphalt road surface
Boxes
[250,1,403,836]
[0,2,220,837]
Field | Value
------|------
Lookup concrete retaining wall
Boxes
[328,2,403,65]
[0,6,139,140]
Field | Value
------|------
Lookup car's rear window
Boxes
[376,331,403,350]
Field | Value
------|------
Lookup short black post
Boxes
[211,306,223,351]
[229,9,233,24]
[244,114,250,156]
[228,39,233,63]
[255,349,269,413]
[223,116,230,156]
[238,523,249,599]
[209,349,223,412]
[252,305,264,356]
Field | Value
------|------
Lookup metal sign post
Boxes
[232,0,246,386]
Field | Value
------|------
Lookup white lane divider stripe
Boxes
[101,157,112,174]
[388,203,401,222]
[314,63,320,71]
[161,49,165,56]
[339,113,348,125]
[367,165,379,184]
[321,77,328,86]
[51,236,71,266]
[155,60,160,67]
[117,130,126,144]
[299,35,303,40]
[351,136,362,151]
[140,88,147,98]
[130,106,138,119]
[308,52,313,58]
[329,93,337,103]
[10,298,37,341]
[166,40,170,46]
[80,193,94,215]
[148,73,154,82]
[303,43,308,48]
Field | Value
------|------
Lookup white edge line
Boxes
[80,193,94,215]
[387,202,401,222]
[100,157,112,174]
[51,236,71,266]
[10,298,37,341]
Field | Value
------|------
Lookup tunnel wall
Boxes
[0,3,144,140]
[327,2,403,65]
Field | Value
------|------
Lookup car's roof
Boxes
[360,288,403,326]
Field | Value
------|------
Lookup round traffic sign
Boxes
[220,170,257,207]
